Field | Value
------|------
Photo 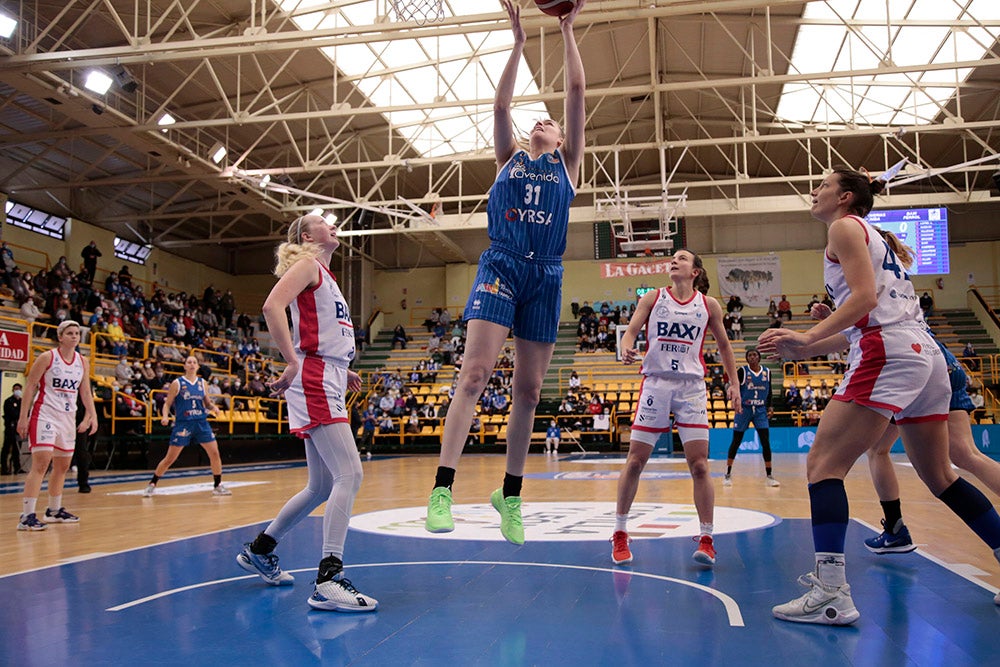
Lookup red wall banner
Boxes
[0,330,29,362]
[600,260,672,279]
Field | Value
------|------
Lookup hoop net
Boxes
[391,0,444,25]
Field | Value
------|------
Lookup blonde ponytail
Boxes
[274,215,323,277]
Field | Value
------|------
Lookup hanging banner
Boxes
[0,330,29,362]
[600,260,671,279]
[716,255,781,308]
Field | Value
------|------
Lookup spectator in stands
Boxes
[362,404,377,451]
[545,420,560,455]
[919,291,934,318]
[777,295,792,320]
[703,347,718,366]
[115,383,146,418]
[422,307,441,332]
[81,241,101,283]
[114,356,133,383]
[963,342,980,372]
[220,289,236,328]
[18,295,40,325]
[730,311,743,341]
[378,392,394,416]
[237,312,253,339]
[578,301,594,319]
[405,410,421,434]
[0,241,12,270]
[568,371,582,392]
[248,373,267,398]
[593,407,611,431]
[378,415,399,434]
[766,299,778,319]
[439,307,452,329]
[821,292,835,311]
[805,294,820,314]
[392,324,409,350]
[559,396,576,415]
[827,348,846,374]
[726,295,744,313]
[491,391,509,414]
[817,379,832,409]
[784,384,802,409]
[968,388,986,423]
[587,394,603,415]
[2,383,23,475]
[596,325,612,351]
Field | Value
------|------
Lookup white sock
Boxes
[49,495,62,512]
[700,522,714,537]
[22,497,37,517]
[615,514,628,533]
[815,552,847,588]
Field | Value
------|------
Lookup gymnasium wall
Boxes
[371,242,1000,329]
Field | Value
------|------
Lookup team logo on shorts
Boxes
[476,279,513,301]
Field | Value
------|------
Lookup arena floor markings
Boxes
[2,515,998,665]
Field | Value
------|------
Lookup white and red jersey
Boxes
[290,259,355,367]
[640,287,710,379]
[31,350,85,422]
[824,215,924,344]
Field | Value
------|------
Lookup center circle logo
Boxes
[351,502,779,542]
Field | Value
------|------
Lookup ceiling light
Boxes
[83,70,113,95]
[324,213,338,226]
[309,208,323,217]
[0,14,16,39]
[258,174,271,187]
[209,142,226,164]
[158,113,175,126]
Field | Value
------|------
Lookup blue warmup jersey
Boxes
[734,365,771,431]
[486,149,576,261]
[170,377,215,446]
[465,149,576,343]
[174,377,207,420]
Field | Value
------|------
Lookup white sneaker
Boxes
[212,484,232,496]
[766,476,781,487]
[772,572,859,625]
[142,484,156,497]
[723,475,732,487]
[308,577,378,612]
[236,545,294,586]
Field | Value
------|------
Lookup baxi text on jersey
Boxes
[505,208,553,225]
[656,321,703,340]
[51,378,79,390]
[335,302,352,322]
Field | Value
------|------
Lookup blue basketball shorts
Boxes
[734,405,769,432]
[939,340,975,413]
[464,247,563,343]
[169,420,216,447]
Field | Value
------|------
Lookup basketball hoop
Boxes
[391,0,444,25]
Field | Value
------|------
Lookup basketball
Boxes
[535,0,577,17]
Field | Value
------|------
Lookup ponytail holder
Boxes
[859,167,874,183]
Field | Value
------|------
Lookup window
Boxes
[4,199,67,239]
[114,236,152,265]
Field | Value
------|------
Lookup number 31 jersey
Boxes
[640,287,710,379]
[486,149,576,260]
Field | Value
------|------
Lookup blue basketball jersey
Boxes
[737,366,771,408]
[174,376,207,421]
[486,149,576,260]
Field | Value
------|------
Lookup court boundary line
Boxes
[106,560,746,627]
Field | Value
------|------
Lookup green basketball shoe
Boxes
[490,488,524,545]
[425,486,454,533]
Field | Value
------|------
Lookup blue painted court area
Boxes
[3,518,999,666]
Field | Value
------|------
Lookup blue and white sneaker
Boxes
[237,545,295,586]
[864,519,916,554]
[17,513,47,531]
[308,577,378,612]
[44,507,80,523]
